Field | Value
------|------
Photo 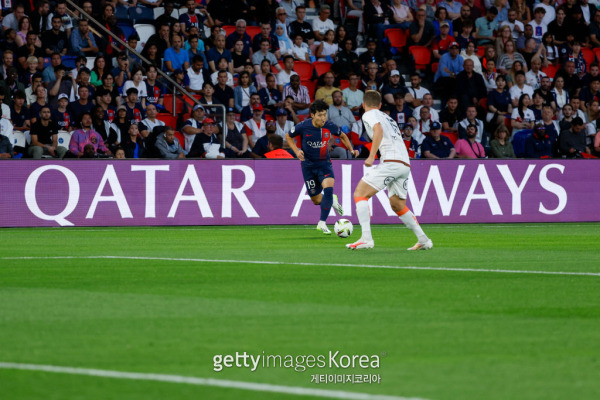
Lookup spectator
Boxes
[48,65,74,108]
[559,117,591,156]
[0,129,14,158]
[288,6,315,45]
[327,90,354,128]
[401,123,419,158]
[389,0,414,29]
[46,1,72,36]
[405,73,430,108]
[112,54,131,92]
[555,61,582,98]
[524,122,554,158]
[509,71,534,107]
[17,31,43,72]
[121,124,146,159]
[275,23,293,56]
[332,39,361,80]
[265,134,294,158]
[11,90,30,133]
[91,105,119,150]
[164,34,190,73]
[282,74,310,115]
[433,7,453,37]
[274,107,294,140]
[251,22,280,56]
[474,6,498,45]
[456,58,487,109]
[312,5,335,43]
[434,42,463,102]
[541,105,560,143]
[244,103,267,149]
[156,127,186,159]
[234,71,258,113]
[144,24,170,59]
[459,105,486,145]
[68,112,111,157]
[530,7,548,42]
[497,41,526,75]
[258,73,283,116]
[210,58,234,86]
[342,73,364,115]
[69,86,94,127]
[182,104,207,152]
[453,6,474,38]
[432,21,455,61]
[460,41,482,76]
[382,70,406,109]
[290,33,311,62]
[41,16,67,57]
[137,101,165,141]
[409,8,435,47]
[362,62,384,92]
[224,107,250,158]
[187,118,224,159]
[153,2,178,31]
[226,20,253,55]
[500,8,524,41]
[186,56,208,95]
[0,67,24,105]
[489,125,516,158]
[30,0,51,36]
[70,19,98,56]
[440,96,464,134]
[53,94,73,131]
[414,94,440,122]
[277,55,298,92]
[511,93,536,136]
[179,0,213,38]
[315,72,340,106]
[25,73,44,106]
[240,93,262,122]
[123,87,145,125]
[250,117,277,158]
[487,75,512,130]
[29,84,47,123]
[455,123,486,158]
[390,93,411,126]
[252,39,280,74]
[421,121,457,159]
[2,4,27,32]
[28,105,66,159]
[213,70,235,108]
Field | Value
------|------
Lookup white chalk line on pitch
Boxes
[2,256,599,277]
[0,362,427,400]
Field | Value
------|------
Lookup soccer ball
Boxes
[334,219,353,238]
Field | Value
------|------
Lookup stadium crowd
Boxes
[0,0,600,160]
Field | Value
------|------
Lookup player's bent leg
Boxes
[390,195,433,250]
[310,193,323,205]
[321,177,343,215]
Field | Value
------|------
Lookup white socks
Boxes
[355,199,373,241]
[398,207,427,242]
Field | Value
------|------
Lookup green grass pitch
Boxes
[1,223,599,400]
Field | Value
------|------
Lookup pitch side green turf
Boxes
[1,223,599,400]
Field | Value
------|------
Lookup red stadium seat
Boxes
[156,113,177,127]
[340,79,350,90]
[581,47,595,70]
[313,61,332,77]
[442,132,458,144]
[222,25,236,36]
[246,26,261,38]
[594,48,600,64]
[302,79,317,101]
[431,62,439,73]
[409,46,432,70]
[385,28,407,52]
[163,94,185,114]
[542,64,558,79]
[294,61,314,80]
[298,114,309,121]
[476,46,486,58]
[174,131,185,148]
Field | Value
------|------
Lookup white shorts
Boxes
[362,161,411,199]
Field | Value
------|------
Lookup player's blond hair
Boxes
[363,90,382,107]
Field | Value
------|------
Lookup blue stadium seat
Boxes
[512,130,532,158]
[129,6,154,24]
[117,23,135,40]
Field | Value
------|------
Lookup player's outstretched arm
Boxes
[365,123,383,167]
[285,133,304,161]
[339,132,359,158]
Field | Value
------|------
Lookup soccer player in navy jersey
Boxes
[285,100,359,234]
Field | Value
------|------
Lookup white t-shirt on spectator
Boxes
[529,20,547,41]
[500,20,524,41]
[277,70,298,87]
[525,70,547,90]
[509,84,534,102]
[187,67,205,91]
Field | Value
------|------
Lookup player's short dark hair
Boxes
[363,90,382,107]
[309,100,329,115]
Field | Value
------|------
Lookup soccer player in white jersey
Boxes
[347,91,433,250]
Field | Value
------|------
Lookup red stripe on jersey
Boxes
[319,128,330,159]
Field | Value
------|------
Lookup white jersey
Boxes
[361,109,410,164]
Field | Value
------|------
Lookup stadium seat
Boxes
[129,6,154,24]
[153,6,165,20]
[302,79,317,101]
[594,48,600,64]
[313,61,332,77]
[476,46,486,58]
[442,132,458,144]
[409,46,432,71]
[298,114,309,121]
[384,28,407,53]
[156,113,177,127]
[60,55,77,69]
[246,26,261,38]
[294,61,314,80]
[512,129,532,158]
[174,131,185,148]
[340,79,350,90]
[86,57,95,70]
[581,47,594,70]
[542,64,558,79]
[134,24,156,53]
[57,130,71,150]
[117,23,135,40]
[163,94,185,115]
[222,25,236,36]
[12,131,26,148]
[431,62,439,73]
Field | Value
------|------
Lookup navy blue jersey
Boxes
[288,119,341,163]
